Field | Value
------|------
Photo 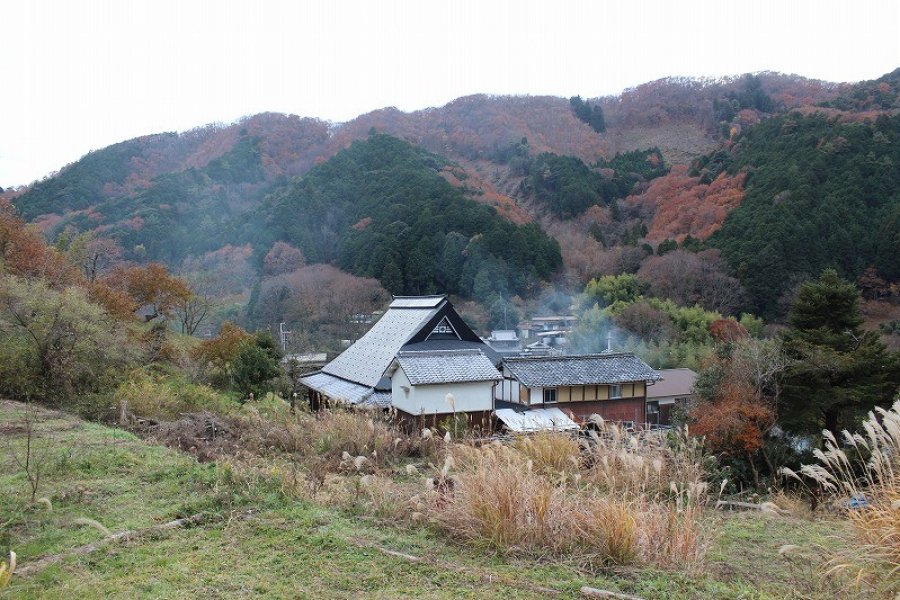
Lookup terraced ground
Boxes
[0,400,855,599]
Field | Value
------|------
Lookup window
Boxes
[543,388,558,404]
[609,384,622,399]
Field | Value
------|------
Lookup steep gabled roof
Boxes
[321,296,447,387]
[396,349,501,385]
[503,353,661,387]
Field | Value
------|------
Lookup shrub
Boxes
[116,370,237,421]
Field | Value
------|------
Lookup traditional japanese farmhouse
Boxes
[498,353,662,426]
[646,368,697,427]
[299,296,502,427]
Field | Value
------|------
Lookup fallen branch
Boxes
[715,500,787,514]
[352,539,562,596]
[581,586,646,600]
[15,513,207,577]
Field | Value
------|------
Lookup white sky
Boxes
[2,0,899,187]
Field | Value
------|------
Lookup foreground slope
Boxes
[1,400,856,599]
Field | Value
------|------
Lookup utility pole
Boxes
[279,322,290,354]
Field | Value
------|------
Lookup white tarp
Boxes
[495,407,580,433]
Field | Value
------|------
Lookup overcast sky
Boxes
[2,0,898,187]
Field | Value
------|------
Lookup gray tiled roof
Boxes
[401,339,502,367]
[503,353,661,387]
[301,372,393,407]
[397,350,501,385]
[322,302,442,387]
[300,372,374,405]
[389,295,446,309]
[363,391,393,408]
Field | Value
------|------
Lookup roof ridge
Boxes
[398,349,482,357]
[505,352,636,362]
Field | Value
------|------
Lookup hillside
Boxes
[710,112,900,316]
[263,134,562,297]
[8,69,900,322]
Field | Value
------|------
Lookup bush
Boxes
[116,370,238,421]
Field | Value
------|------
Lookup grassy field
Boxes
[0,400,858,599]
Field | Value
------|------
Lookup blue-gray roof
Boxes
[503,353,661,387]
[397,350,501,385]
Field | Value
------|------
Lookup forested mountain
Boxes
[7,69,900,329]
[710,112,900,316]
[264,134,561,297]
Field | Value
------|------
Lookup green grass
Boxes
[0,401,859,599]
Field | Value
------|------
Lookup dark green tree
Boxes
[232,331,282,400]
[780,269,900,437]
[656,238,678,256]
[381,260,403,295]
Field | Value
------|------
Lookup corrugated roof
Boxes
[397,350,501,385]
[322,302,442,386]
[389,295,446,309]
[647,368,696,399]
[495,408,580,432]
[504,353,661,387]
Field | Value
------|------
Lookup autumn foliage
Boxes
[627,165,746,242]
[0,200,79,286]
[689,332,779,465]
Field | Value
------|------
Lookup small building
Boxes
[299,295,502,428]
[498,353,661,426]
[646,368,696,427]
[387,349,501,428]
[282,352,328,371]
[484,329,521,358]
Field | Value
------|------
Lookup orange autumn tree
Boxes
[690,320,782,487]
[107,263,192,322]
[192,322,252,387]
[0,199,80,286]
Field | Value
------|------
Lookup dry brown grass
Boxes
[783,399,900,594]
[147,405,713,573]
[512,431,581,475]
[423,439,710,570]
[0,551,14,589]
[582,419,710,502]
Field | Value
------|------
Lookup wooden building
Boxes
[299,296,501,427]
[646,368,696,427]
[498,353,661,426]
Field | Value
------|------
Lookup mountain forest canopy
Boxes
[710,112,900,316]
[265,134,562,297]
[5,68,900,331]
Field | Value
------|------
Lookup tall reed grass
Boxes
[0,551,14,588]
[582,419,710,502]
[783,400,900,594]
[425,430,711,569]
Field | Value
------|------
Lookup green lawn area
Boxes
[0,401,857,599]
